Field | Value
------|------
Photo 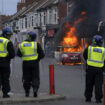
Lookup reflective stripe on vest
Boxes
[19,41,38,61]
[0,37,9,57]
[87,46,105,67]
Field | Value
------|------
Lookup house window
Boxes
[49,10,52,24]
[32,16,34,26]
[22,19,23,29]
[25,17,27,28]
[44,12,46,25]
[54,13,56,24]
[34,14,38,27]
[29,16,31,27]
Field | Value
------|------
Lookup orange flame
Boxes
[61,12,88,52]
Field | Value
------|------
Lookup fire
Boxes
[61,22,82,52]
[57,62,82,65]
[62,27,78,46]
[61,12,88,52]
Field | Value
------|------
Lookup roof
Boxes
[36,0,57,11]
[10,0,58,21]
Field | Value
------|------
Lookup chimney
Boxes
[21,0,25,3]
[25,0,35,7]
[17,2,26,11]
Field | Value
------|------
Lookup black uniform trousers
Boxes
[22,61,40,92]
[85,69,103,100]
[0,65,10,94]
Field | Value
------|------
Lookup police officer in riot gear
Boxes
[17,31,45,97]
[83,35,105,103]
[0,27,15,98]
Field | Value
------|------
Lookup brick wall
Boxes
[25,0,35,7]
[17,0,37,11]
[58,0,67,24]
[21,0,25,3]
[0,15,11,29]
[17,2,26,11]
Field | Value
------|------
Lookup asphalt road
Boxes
[7,57,103,105]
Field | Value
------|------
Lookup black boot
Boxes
[33,88,38,97]
[85,98,91,102]
[25,90,30,97]
[96,99,102,103]
[3,93,10,98]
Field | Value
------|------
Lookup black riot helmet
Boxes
[2,27,13,39]
[27,31,37,41]
[92,35,103,46]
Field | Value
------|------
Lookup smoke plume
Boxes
[55,0,104,47]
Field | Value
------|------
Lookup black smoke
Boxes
[55,0,104,47]
[70,0,103,37]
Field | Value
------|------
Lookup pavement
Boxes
[0,92,66,104]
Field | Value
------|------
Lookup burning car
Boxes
[55,21,88,65]
[55,46,82,65]
[61,52,81,65]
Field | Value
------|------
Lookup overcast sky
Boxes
[0,0,19,15]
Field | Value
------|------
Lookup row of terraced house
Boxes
[3,0,72,53]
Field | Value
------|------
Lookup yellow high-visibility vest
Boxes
[87,46,105,68]
[0,37,9,57]
[19,41,38,61]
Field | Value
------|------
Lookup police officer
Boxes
[0,27,15,98]
[17,31,45,97]
[83,35,105,103]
